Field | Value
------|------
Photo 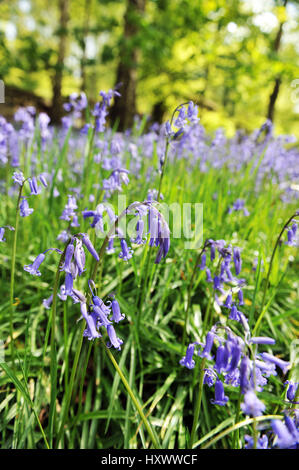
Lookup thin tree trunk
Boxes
[110,0,146,131]
[80,0,92,93]
[266,0,287,123]
[51,0,69,123]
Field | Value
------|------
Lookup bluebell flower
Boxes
[12,171,25,186]
[24,253,46,276]
[74,239,86,276]
[241,390,265,417]
[271,418,299,449]
[211,379,229,406]
[106,324,123,351]
[233,247,242,275]
[81,233,99,261]
[28,177,40,195]
[0,227,6,242]
[180,343,196,369]
[244,434,268,449]
[60,241,75,274]
[20,197,34,217]
[214,344,229,374]
[119,238,133,261]
[65,272,74,295]
[199,252,206,270]
[284,381,299,402]
[238,288,244,306]
[38,173,48,188]
[203,368,217,387]
[110,296,125,323]
[249,336,276,345]
[259,352,290,375]
[81,302,101,341]
[43,294,53,310]
[239,356,251,393]
[224,293,232,308]
[199,331,214,360]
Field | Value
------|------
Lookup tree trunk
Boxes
[51,0,69,123]
[80,0,92,93]
[266,0,287,123]
[110,0,146,131]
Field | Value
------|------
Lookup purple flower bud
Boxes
[249,336,276,345]
[284,381,299,402]
[238,289,244,306]
[259,353,290,375]
[28,177,39,195]
[38,173,48,187]
[81,233,99,261]
[233,247,242,276]
[224,293,232,308]
[199,253,206,270]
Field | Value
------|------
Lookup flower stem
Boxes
[9,185,23,368]
[253,211,298,335]
[189,357,206,449]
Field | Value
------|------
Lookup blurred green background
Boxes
[0,0,299,135]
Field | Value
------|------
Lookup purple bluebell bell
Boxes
[199,252,206,270]
[81,233,99,261]
[203,368,217,387]
[81,302,101,341]
[211,379,229,406]
[233,247,242,276]
[180,343,196,369]
[110,296,125,323]
[199,331,214,360]
[271,418,299,449]
[284,381,299,402]
[43,294,53,310]
[74,239,86,276]
[244,434,268,449]
[249,336,276,345]
[214,344,229,374]
[241,390,265,417]
[259,352,290,375]
[12,171,25,186]
[65,272,74,295]
[24,253,46,276]
[119,238,133,261]
[106,324,123,351]
[19,197,34,217]
[28,177,40,195]
[0,227,6,242]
